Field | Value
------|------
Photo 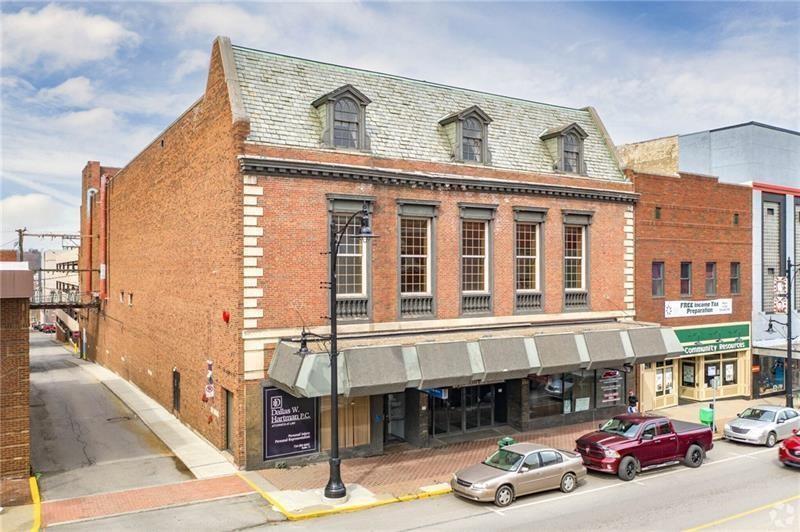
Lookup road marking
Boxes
[29,476,41,532]
[684,493,800,531]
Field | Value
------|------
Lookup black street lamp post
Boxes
[298,202,374,501]
[766,257,797,408]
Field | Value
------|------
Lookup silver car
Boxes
[451,443,587,507]
[724,405,800,447]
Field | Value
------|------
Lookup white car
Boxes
[723,405,800,447]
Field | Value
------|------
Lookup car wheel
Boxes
[560,472,577,493]
[766,432,777,448]
[494,485,514,507]
[684,444,704,468]
[617,456,637,481]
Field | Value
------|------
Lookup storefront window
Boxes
[703,353,738,387]
[596,369,625,407]
[682,361,696,387]
[756,356,786,395]
[530,370,625,419]
[656,360,674,396]
[722,358,737,385]
[529,375,563,418]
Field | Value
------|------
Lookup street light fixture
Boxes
[297,202,376,501]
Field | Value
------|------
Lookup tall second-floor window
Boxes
[652,262,665,297]
[680,262,692,296]
[730,262,741,295]
[333,98,359,148]
[705,262,717,296]
[515,223,538,292]
[400,218,430,294]
[564,225,585,290]
[333,213,365,296]
[462,220,488,292]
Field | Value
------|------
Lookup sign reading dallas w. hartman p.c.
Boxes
[664,298,733,318]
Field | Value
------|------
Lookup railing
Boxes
[516,292,542,312]
[400,295,434,318]
[31,291,81,305]
[564,291,589,310]
[462,293,491,314]
[336,297,369,320]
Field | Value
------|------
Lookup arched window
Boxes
[462,117,483,162]
[333,97,359,148]
[563,133,580,173]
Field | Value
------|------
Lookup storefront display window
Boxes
[682,361,696,387]
[530,369,625,420]
[703,354,737,386]
[656,361,674,397]
[756,356,786,395]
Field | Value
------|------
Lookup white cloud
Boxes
[37,77,95,107]
[1,4,140,71]
[0,193,79,242]
[172,50,209,82]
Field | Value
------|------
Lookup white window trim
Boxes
[400,217,431,296]
[565,225,586,292]
[463,221,489,294]
[516,222,541,293]
[335,214,368,299]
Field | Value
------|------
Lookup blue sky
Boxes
[1,1,798,250]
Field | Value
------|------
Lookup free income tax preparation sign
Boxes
[264,388,318,460]
[664,298,732,318]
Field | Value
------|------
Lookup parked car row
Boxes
[32,322,56,333]
[452,405,797,507]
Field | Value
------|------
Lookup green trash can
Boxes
[498,436,516,449]
[699,407,714,426]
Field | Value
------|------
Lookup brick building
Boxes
[620,168,753,411]
[80,37,685,469]
[0,252,33,505]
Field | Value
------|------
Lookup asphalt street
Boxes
[48,438,800,531]
[29,332,192,500]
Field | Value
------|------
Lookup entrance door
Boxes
[385,393,406,442]
[224,389,233,451]
[465,385,497,431]
[172,370,180,413]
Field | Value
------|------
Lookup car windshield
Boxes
[739,408,775,422]
[483,449,524,472]
[599,418,641,438]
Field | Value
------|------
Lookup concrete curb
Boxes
[237,473,451,521]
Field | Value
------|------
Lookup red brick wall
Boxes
[79,40,247,463]
[251,173,631,330]
[631,171,752,326]
[0,298,30,481]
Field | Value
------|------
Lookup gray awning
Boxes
[627,327,684,364]
[583,330,634,369]
[268,342,305,396]
[753,344,799,360]
[341,345,411,396]
[416,341,484,389]
[533,333,586,374]
[478,337,540,382]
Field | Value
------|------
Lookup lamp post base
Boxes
[323,457,347,501]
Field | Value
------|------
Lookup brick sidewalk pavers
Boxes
[42,475,253,527]
[258,420,600,496]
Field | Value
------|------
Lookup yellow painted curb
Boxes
[29,476,41,532]
[237,472,452,521]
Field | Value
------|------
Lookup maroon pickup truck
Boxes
[575,414,714,481]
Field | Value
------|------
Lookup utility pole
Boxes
[787,257,794,408]
[16,228,26,261]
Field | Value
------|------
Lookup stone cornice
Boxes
[239,157,638,204]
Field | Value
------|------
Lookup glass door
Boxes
[385,393,406,442]
[478,385,494,427]
[465,387,480,430]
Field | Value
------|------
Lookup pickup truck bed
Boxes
[671,420,709,434]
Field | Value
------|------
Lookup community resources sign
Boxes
[664,298,732,318]
[263,388,318,460]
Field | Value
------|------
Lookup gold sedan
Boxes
[451,443,587,507]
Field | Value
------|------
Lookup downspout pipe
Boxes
[99,174,107,301]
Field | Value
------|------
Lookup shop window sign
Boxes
[263,388,318,460]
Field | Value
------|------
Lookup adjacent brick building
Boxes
[621,167,753,411]
[0,253,33,505]
[80,36,686,470]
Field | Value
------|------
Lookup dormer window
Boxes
[540,123,589,175]
[439,105,492,164]
[333,98,359,148]
[312,85,371,150]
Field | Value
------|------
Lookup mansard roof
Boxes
[230,44,625,181]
